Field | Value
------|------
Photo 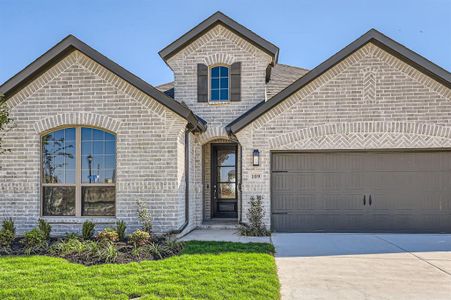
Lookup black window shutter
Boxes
[197,64,208,102]
[230,62,241,101]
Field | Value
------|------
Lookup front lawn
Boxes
[0,241,279,299]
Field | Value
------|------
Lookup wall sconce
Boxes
[253,149,260,166]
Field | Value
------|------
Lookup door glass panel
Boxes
[217,149,235,166]
[218,167,236,183]
[219,183,236,199]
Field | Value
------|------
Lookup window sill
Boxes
[208,101,230,105]
[41,216,117,224]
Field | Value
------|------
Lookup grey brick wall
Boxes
[166,25,272,225]
[0,50,188,235]
[236,43,451,227]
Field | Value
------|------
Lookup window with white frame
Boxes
[42,127,116,217]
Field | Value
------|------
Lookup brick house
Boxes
[1,12,450,235]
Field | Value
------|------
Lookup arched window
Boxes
[210,65,229,101]
[42,127,116,217]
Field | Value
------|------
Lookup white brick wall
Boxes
[236,43,451,227]
[0,50,188,235]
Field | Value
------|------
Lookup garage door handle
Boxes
[363,195,366,206]
[369,195,372,206]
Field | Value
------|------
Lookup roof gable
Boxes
[0,35,206,132]
[227,29,451,134]
[159,11,279,64]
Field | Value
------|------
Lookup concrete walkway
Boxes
[180,229,271,243]
[273,233,451,300]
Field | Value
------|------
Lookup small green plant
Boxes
[22,228,48,254]
[2,218,15,234]
[0,229,15,248]
[82,221,95,240]
[137,200,153,234]
[0,218,15,250]
[128,229,150,247]
[116,220,127,241]
[38,219,52,240]
[238,195,271,237]
[98,241,118,263]
[65,232,79,240]
[97,228,119,242]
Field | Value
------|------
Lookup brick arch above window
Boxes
[203,53,236,66]
[34,112,122,134]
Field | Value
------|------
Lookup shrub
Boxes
[0,229,15,248]
[22,228,48,254]
[38,219,52,240]
[82,221,95,240]
[137,200,152,234]
[65,232,79,240]
[2,218,15,234]
[97,228,119,242]
[238,195,271,237]
[128,229,150,247]
[0,218,15,249]
[116,220,127,241]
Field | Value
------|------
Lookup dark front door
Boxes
[212,144,238,218]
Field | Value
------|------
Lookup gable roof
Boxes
[0,35,206,132]
[226,28,451,134]
[159,11,279,64]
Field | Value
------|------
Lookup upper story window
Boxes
[42,127,116,217]
[210,66,230,101]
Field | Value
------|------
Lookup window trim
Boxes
[208,64,231,103]
[40,125,117,218]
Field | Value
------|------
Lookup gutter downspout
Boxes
[171,128,190,234]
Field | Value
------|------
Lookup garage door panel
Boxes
[271,151,451,232]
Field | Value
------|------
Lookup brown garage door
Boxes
[271,151,451,232]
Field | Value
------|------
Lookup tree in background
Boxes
[0,94,12,155]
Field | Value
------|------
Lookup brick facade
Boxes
[0,51,188,235]
[236,43,451,226]
[1,18,450,234]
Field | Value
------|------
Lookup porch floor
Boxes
[179,229,271,244]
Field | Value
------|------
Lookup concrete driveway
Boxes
[273,233,451,300]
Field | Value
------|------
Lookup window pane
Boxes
[93,141,104,154]
[93,129,105,140]
[217,149,236,166]
[82,186,115,216]
[220,66,229,77]
[218,167,236,182]
[81,128,92,140]
[81,128,116,184]
[220,89,229,100]
[211,78,219,89]
[211,90,219,101]
[211,66,220,77]
[219,183,236,199]
[220,77,229,88]
[65,128,76,141]
[42,129,75,184]
[105,141,116,155]
[43,186,75,216]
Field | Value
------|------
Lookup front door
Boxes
[211,144,238,218]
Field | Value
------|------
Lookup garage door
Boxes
[271,151,451,232]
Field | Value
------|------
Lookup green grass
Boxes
[0,241,279,300]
